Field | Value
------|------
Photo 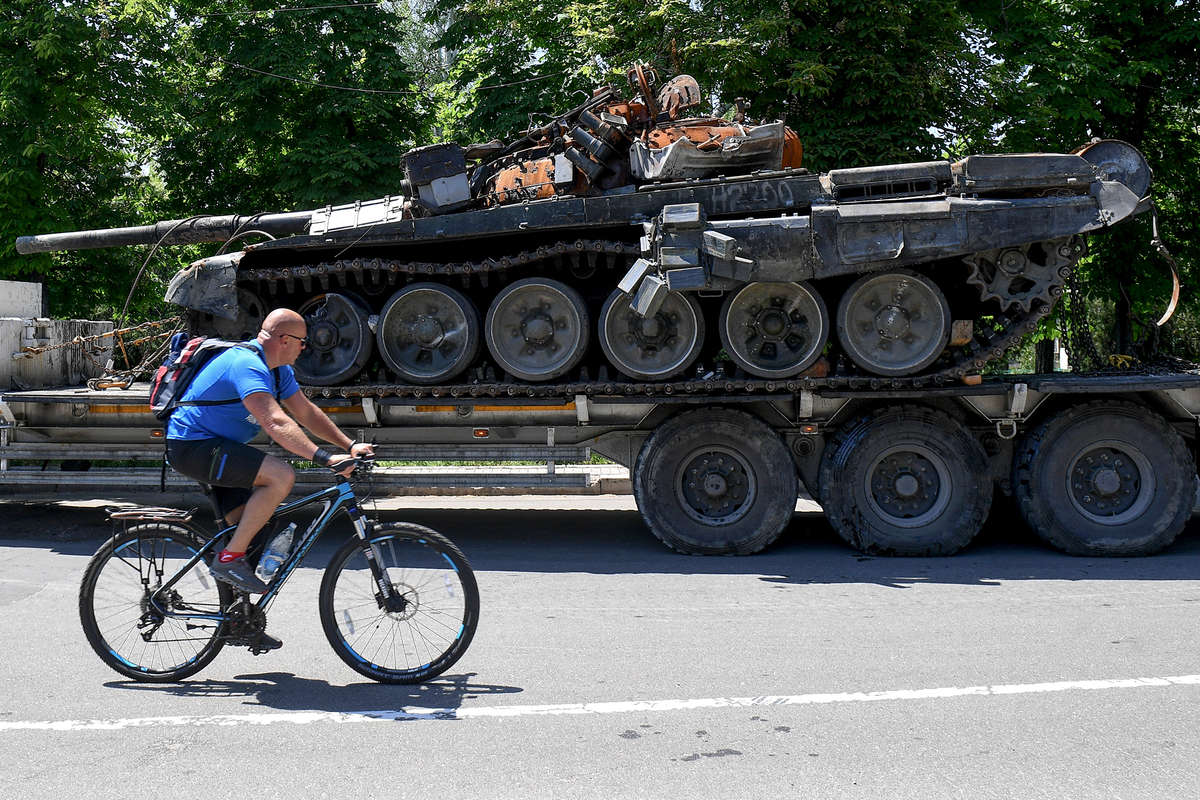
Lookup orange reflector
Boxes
[89,405,147,414]
[150,429,164,438]
[475,403,575,412]
[414,405,457,413]
[473,428,489,438]
[801,424,818,434]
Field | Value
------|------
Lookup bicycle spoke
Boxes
[81,526,227,680]
[321,526,477,682]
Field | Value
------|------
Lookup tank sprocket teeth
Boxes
[964,240,1076,315]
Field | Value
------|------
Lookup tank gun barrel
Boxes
[15,211,313,255]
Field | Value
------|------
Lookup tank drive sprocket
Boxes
[963,237,1082,314]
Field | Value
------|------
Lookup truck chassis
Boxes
[3,370,1197,558]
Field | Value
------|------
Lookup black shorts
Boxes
[166,437,266,517]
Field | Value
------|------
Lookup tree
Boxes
[431,0,983,169]
[150,1,424,214]
[0,1,161,319]
[966,1,1200,358]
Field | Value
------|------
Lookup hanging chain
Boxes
[1059,238,1108,374]
[10,315,185,390]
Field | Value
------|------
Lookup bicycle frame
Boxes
[143,473,387,624]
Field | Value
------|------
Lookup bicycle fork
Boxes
[352,511,405,614]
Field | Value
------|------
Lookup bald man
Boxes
[166,309,374,617]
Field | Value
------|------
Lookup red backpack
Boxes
[150,334,279,421]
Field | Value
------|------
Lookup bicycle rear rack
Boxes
[105,506,198,524]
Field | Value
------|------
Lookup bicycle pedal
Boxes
[246,633,283,655]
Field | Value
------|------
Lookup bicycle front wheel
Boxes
[319,523,479,684]
[79,524,232,682]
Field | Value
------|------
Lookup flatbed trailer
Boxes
[3,370,1198,558]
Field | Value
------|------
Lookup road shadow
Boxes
[386,505,1200,586]
[102,670,521,716]
[4,497,1200,586]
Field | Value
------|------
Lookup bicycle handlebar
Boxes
[327,454,376,474]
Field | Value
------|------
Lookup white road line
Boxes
[4,674,1200,732]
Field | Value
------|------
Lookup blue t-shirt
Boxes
[166,341,301,443]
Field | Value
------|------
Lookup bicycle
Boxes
[78,457,479,684]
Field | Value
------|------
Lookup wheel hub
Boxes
[520,309,555,346]
[310,321,338,352]
[998,249,1028,276]
[624,310,679,353]
[869,451,941,519]
[1071,447,1140,516]
[893,473,920,497]
[702,472,728,497]
[875,305,911,339]
[754,305,793,340]
[677,449,754,524]
[409,314,446,348]
[382,582,418,620]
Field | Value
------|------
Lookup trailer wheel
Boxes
[633,409,797,555]
[1013,401,1192,556]
[819,406,990,555]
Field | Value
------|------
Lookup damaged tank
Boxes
[16,66,1153,392]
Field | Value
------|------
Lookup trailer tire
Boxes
[1013,401,1192,556]
[633,409,797,555]
[819,406,990,556]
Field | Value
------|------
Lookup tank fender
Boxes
[1090,179,1141,227]
[164,252,242,320]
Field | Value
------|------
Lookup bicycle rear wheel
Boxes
[79,524,232,682]
[319,523,479,684]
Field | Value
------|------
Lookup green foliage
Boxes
[0,1,157,318]
[433,0,982,168]
[964,1,1200,355]
[151,1,423,213]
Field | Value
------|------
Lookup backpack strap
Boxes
[177,343,282,407]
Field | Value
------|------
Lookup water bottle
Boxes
[255,522,296,583]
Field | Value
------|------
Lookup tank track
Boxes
[238,239,640,292]
[220,237,1075,401]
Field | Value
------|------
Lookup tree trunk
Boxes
[1035,339,1055,373]
[1115,291,1133,355]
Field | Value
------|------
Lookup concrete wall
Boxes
[0,318,114,390]
[0,280,43,318]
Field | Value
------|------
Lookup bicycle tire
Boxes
[79,523,233,682]
[319,523,479,684]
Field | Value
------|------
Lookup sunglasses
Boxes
[279,332,310,349]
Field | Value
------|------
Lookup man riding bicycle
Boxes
[166,308,375,608]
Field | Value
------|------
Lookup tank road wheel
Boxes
[598,289,704,381]
[294,292,374,385]
[485,278,589,381]
[1013,402,1193,556]
[819,406,991,556]
[718,282,829,378]
[836,270,951,376]
[199,287,267,341]
[376,283,481,385]
[634,409,797,555]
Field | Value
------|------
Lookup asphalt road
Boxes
[2,496,1199,799]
